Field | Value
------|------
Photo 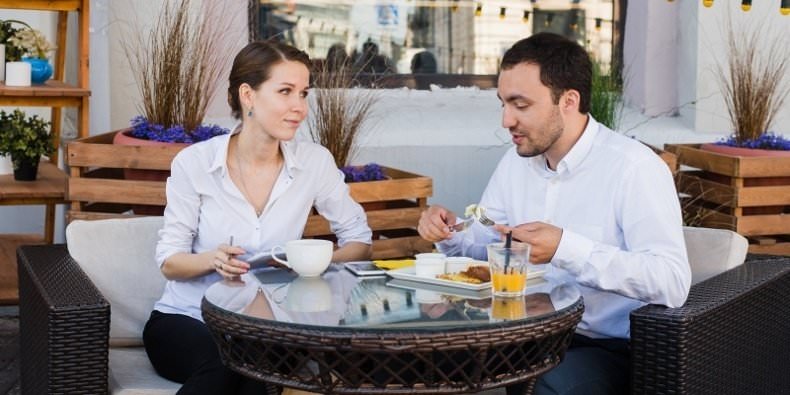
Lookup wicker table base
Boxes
[203,297,583,394]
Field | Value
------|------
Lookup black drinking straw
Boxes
[504,231,512,272]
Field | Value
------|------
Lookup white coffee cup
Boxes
[414,252,446,277]
[285,277,333,312]
[270,239,333,277]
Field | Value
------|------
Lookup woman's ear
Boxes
[238,83,254,109]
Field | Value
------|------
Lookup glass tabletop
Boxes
[203,264,581,331]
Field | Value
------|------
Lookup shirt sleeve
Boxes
[155,151,200,267]
[312,152,372,247]
[552,155,691,308]
[436,152,510,259]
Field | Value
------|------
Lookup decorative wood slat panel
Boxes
[667,144,790,178]
[0,0,81,11]
[69,178,165,205]
[673,144,790,255]
[68,135,183,169]
[304,207,423,236]
[370,236,434,260]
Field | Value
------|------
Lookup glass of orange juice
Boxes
[487,241,530,297]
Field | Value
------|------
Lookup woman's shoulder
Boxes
[286,139,335,162]
[173,134,228,164]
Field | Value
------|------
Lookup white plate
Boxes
[386,264,546,291]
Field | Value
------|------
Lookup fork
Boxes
[449,212,495,232]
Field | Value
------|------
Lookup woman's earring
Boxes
[247,108,253,117]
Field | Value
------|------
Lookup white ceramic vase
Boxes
[0,154,13,175]
[0,44,5,82]
[5,61,31,87]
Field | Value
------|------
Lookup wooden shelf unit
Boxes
[0,0,90,303]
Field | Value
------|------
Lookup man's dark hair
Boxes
[501,32,592,113]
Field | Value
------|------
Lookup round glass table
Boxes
[202,265,583,394]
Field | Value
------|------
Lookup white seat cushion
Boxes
[109,348,180,395]
[66,216,166,346]
[683,226,749,285]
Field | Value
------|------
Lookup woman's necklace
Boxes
[234,138,279,217]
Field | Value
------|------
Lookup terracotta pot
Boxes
[700,143,790,158]
[112,129,190,215]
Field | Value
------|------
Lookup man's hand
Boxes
[417,205,457,242]
[494,221,562,263]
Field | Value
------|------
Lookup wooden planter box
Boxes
[66,130,434,259]
[666,144,790,255]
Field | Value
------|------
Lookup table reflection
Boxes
[203,265,581,329]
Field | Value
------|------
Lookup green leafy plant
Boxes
[0,109,55,169]
[0,19,28,61]
[590,61,624,130]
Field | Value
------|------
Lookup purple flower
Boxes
[715,132,790,151]
[341,163,387,183]
[129,116,228,143]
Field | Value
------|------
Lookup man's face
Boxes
[497,63,565,157]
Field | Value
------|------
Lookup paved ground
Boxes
[0,307,19,395]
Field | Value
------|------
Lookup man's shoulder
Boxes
[594,127,659,166]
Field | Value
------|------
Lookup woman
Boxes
[143,41,373,394]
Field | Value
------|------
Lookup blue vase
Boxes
[22,57,53,84]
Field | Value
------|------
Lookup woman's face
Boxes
[245,60,310,141]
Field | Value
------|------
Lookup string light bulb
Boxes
[451,0,459,13]
[781,0,789,15]
[545,13,554,27]
[741,0,751,11]
[475,3,482,17]
[499,7,506,19]
[523,10,530,23]
[594,17,602,31]
[703,0,713,7]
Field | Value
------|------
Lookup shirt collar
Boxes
[529,114,599,175]
[556,114,598,174]
[207,126,302,177]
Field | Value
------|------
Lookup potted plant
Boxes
[66,0,232,217]
[6,20,56,84]
[667,22,790,254]
[702,23,790,156]
[302,58,433,258]
[116,0,228,147]
[0,109,55,181]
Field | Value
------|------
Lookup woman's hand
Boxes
[212,243,249,279]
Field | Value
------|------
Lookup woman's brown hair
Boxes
[227,41,311,119]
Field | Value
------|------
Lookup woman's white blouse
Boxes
[153,133,372,321]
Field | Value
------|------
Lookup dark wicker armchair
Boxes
[18,245,790,395]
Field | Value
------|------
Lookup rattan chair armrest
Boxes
[18,244,110,395]
[630,255,790,395]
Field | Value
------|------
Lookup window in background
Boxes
[250,0,622,88]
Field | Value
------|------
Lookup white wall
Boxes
[625,0,790,135]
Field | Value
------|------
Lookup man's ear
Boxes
[559,89,581,114]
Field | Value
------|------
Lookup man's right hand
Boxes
[417,205,457,242]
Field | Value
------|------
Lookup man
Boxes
[417,33,691,395]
